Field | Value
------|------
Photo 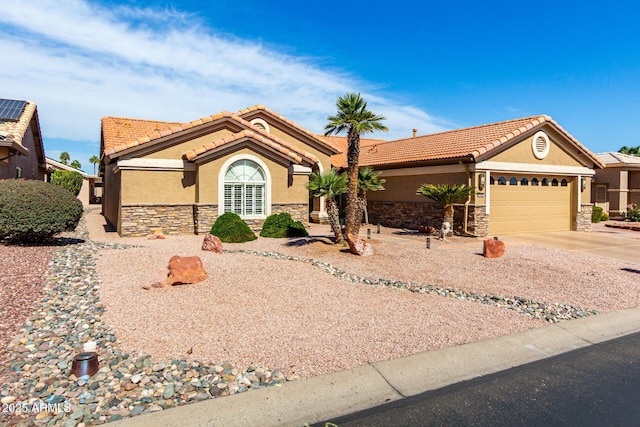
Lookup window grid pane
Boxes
[224,160,266,217]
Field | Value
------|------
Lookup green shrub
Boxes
[591,206,603,223]
[51,170,83,196]
[0,179,83,242]
[260,213,309,238]
[287,220,309,237]
[627,203,640,222]
[209,212,257,243]
[601,212,609,221]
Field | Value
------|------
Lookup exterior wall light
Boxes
[478,174,486,191]
[581,177,587,192]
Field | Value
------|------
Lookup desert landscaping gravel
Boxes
[1,209,639,426]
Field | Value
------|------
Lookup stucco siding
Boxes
[121,170,195,204]
[141,129,234,159]
[491,131,584,167]
[368,172,467,202]
[267,125,333,172]
[0,124,44,180]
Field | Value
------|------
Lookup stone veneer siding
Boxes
[120,203,308,237]
[367,201,489,237]
[576,204,593,232]
[120,205,194,237]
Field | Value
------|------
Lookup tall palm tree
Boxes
[59,151,70,165]
[355,167,385,233]
[70,160,82,170]
[416,184,475,236]
[325,93,387,238]
[89,155,100,175]
[306,170,348,243]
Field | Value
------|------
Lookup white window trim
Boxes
[218,154,272,219]
[531,131,551,160]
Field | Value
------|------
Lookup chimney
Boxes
[413,128,417,138]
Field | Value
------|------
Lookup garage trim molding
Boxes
[475,161,595,176]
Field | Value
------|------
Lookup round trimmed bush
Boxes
[260,212,309,238]
[591,206,603,223]
[0,179,83,242]
[209,212,257,243]
[51,170,83,196]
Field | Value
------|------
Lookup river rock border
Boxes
[0,214,289,427]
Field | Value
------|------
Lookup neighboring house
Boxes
[100,108,603,237]
[45,157,102,206]
[592,152,640,218]
[327,115,604,235]
[100,106,339,237]
[0,98,46,180]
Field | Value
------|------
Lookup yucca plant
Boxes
[306,170,347,243]
[356,167,385,233]
[416,183,475,235]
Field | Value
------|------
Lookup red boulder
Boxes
[167,256,208,285]
[346,234,375,256]
[202,234,223,253]
[483,238,505,259]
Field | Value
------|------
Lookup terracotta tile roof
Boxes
[0,100,37,155]
[596,152,640,166]
[334,115,604,169]
[317,135,387,154]
[183,127,319,165]
[237,105,340,154]
[102,110,319,166]
[101,116,186,156]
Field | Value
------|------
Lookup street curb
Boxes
[112,306,640,427]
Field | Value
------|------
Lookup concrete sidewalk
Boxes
[112,307,640,427]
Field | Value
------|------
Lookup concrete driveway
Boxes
[503,224,640,265]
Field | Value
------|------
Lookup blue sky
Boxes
[1,0,638,174]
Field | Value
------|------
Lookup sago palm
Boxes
[325,93,387,238]
[356,167,385,233]
[306,170,347,243]
[416,184,475,235]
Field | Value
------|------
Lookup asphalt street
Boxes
[319,331,640,427]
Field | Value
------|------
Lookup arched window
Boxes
[551,178,559,187]
[498,176,507,185]
[561,179,568,187]
[531,178,539,186]
[224,159,266,217]
[520,177,529,186]
[542,178,549,186]
[509,177,518,185]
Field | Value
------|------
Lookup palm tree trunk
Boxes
[326,198,343,243]
[354,194,366,235]
[443,205,454,235]
[344,130,360,237]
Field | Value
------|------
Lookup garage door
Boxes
[488,176,571,235]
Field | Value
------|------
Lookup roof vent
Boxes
[413,128,417,138]
[531,131,550,160]
[250,118,270,133]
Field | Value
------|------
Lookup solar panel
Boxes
[0,99,27,121]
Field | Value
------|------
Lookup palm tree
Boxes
[619,145,640,156]
[355,167,385,233]
[325,93,387,238]
[416,184,475,236]
[306,170,347,243]
[59,151,70,165]
[89,155,100,175]
[70,160,82,170]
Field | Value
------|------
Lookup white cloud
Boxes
[0,0,448,153]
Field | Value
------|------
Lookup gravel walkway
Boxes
[1,210,639,426]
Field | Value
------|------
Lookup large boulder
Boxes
[202,234,223,253]
[483,238,505,259]
[346,234,375,256]
[167,256,208,285]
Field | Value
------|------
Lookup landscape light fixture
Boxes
[367,228,371,239]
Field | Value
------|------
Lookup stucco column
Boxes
[619,170,629,214]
